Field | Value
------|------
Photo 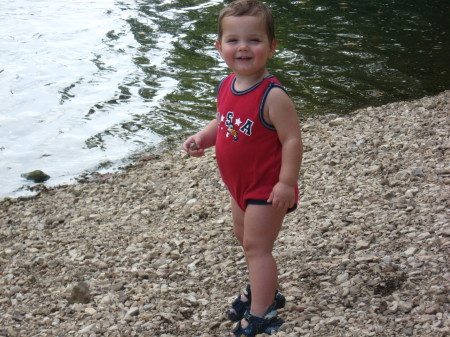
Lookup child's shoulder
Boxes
[265,76,295,110]
[266,75,289,98]
[216,73,235,96]
[266,75,287,92]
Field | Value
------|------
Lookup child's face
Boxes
[216,15,277,78]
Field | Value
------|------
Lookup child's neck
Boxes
[233,69,270,91]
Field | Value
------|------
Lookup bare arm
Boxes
[182,119,218,157]
[265,87,303,209]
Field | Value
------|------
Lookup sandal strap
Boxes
[227,285,286,322]
[232,306,281,336]
[244,305,278,322]
[241,284,285,309]
[226,285,252,321]
[243,284,251,298]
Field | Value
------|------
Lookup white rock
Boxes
[404,247,417,256]
[78,323,95,334]
[336,273,349,284]
[99,294,113,304]
[355,241,370,250]
[329,117,345,126]
[85,307,97,315]
[124,307,139,320]
[398,301,413,313]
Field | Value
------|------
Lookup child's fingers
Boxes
[268,190,284,208]
[183,137,203,156]
[190,148,205,157]
[269,193,295,210]
[188,142,199,151]
[182,138,193,152]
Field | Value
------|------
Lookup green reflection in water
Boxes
[271,0,450,115]
[88,0,449,148]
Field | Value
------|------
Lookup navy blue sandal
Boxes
[230,305,284,336]
[226,285,286,322]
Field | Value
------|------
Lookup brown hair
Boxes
[218,0,275,43]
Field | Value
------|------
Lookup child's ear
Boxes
[269,39,278,59]
[215,40,223,53]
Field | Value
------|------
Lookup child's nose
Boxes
[237,42,248,51]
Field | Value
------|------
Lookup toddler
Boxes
[183,1,303,335]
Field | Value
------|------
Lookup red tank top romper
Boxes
[215,73,298,212]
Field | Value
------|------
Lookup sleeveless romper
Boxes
[215,73,298,212]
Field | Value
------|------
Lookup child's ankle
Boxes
[249,311,264,318]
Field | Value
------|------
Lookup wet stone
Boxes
[21,170,51,183]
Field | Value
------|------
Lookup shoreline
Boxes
[1,91,449,336]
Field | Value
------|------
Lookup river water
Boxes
[1,0,449,198]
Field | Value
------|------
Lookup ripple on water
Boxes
[1,0,449,198]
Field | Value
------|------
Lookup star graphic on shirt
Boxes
[235,118,242,127]
[221,115,225,123]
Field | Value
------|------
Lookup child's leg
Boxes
[231,197,245,247]
[243,204,285,316]
[229,198,249,309]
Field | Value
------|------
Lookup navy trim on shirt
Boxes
[259,82,289,131]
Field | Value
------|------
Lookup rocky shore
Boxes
[1,91,449,337]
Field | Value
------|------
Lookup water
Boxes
[1,0,449,198]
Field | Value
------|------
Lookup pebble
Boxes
[85,308,97,315]
[78,323,95,334]
[68,282,91,304]
[336,273,349,284]
[0,91,449,336]
[124,307,140,321]
[355,240,370,250]
[403,247,417,256]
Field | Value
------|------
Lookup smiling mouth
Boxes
[236,56,252,60]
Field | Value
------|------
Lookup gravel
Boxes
[1,91,449,336]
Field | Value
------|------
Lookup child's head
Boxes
[218,0,275,44]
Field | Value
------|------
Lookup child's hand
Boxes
[183,135,205,157]
[182,119,217,157]
[268,182,295,210]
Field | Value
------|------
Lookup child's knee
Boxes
[233,227,244,246]
[242,238,272,257]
